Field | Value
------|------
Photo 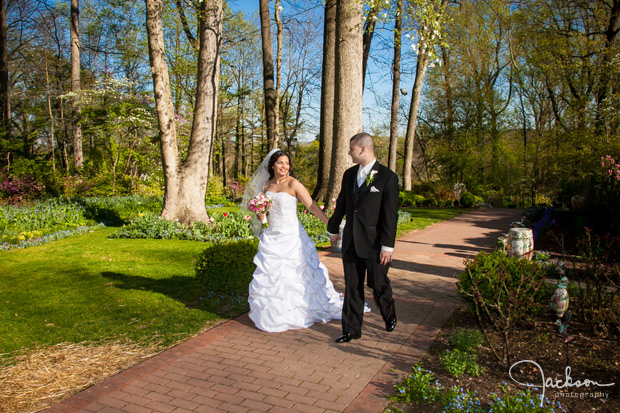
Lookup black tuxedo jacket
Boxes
[327,161,399,258]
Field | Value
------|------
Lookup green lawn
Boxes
[0,227,228,356]
[396,207,469,238]
[0,207,468,358]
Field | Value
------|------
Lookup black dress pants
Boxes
[341,242,396,336]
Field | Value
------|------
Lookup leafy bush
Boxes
[460,192,477,207]
[0,173,46,204]
[206,175,228,205]
[195,239,258,296]
[440,349,485,378]
[448,328,484,353]
[457,250,548,364]
[457,251,548,315]
[423,197,438,207]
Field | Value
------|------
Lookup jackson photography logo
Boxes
[509,360,616,407]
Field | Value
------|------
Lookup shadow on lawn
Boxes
[100,271,249,317]
[101,271,208,311]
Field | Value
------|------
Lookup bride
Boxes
[243,148,343,332]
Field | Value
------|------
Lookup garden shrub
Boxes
[457,251,549,316]
[195,239,258,296]
[0,173,46,204]
[460,192,477,208]
[412,194,426,206]
[457,250,549,364]
[399,191,407,206]
[206,175,228,204]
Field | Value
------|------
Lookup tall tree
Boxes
[362,1,380,89]
[145,0,222,224]
[0,0,8,136]
[274,0,282,141]
[70,0,83,169]
[388,0,403,172]
[313,0,337,202]
[402,0,448,190]
[326,0,363,204]
[259,0,277,150]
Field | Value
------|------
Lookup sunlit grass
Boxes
[0,227,230,356]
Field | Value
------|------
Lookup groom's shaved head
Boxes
[350,133,375,151]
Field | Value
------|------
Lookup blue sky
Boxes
[228,1,259,17]
[224,1,417,139]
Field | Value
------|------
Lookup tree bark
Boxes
[362,5,379,90]
[71,0,83,170]
[274,0,282,140]
[146,0,222,225]
[0,0,8,131]
[45,54,56,173]
[312,0,337,202]
[259,0,277,150]
[326,0,363,205]
[388,0,403,173]
[403,48,430,190]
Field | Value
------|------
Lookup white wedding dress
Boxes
[248,191,343,332]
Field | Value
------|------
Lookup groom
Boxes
[328,132,399,343]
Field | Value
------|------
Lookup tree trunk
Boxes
[388,0,403,173]
[71,0,83,170]
[259,0,277,150]
[146,0,221,225]
[326,0,363,205]
[0,0,9,133]
[45,54,56,173]
[60,100,69,174]
[274,0,282,141]
[312,0,337,202]
[362,5,379,90]
[402,48,430,190]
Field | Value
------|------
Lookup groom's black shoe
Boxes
[386,318,397,332]
[335,333,361,343]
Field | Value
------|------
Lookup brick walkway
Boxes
[44,208,523,413]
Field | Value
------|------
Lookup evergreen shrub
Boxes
[195,239,258,296]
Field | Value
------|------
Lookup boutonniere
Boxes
[365,170,377,186]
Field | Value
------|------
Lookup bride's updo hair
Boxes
[267,150,293,179]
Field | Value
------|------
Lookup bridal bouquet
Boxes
[247,192,272,225]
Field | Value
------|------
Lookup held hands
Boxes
[329,233,340,242]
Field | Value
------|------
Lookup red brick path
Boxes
[43,208,522,413]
